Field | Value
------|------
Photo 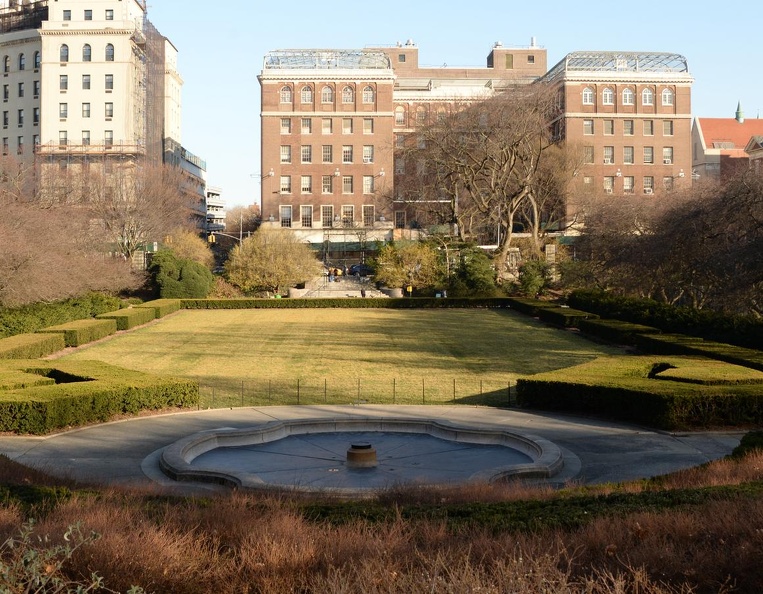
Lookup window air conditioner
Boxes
[603,158,612,164]
[605,188,613,194]
[663,158,672,164]
[644,188,653,195]
[363,157,372,163]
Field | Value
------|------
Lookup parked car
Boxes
[349,263,374,277]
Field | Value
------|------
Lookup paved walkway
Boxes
[302,273,388,298]
[0,406,744,495]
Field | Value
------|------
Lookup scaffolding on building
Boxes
[0,0,47,34]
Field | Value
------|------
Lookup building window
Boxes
[105,102,113,118]
[322,118,332,134]
[301,145,312,163]
[395,158,405,174]
[33,51,40,69]
[623,176,634,193]
[527,54,535,64]
[1,56,7,74]
[342,118,352,134]
[583,176,593,184]
[300,176,312,194]
[105,74,113,90]
[16,136,23,154]
[33,107,39,125]
[394,211,406,229]
[104,130,113,148]
[59,75,68,90]
[84,9,92,20]
[280,118,291,134]
[663,147,673,164]
[301,205,313,227]
[363,176,374,194]
[33,80,40,97]
[82,130,90,146]
[603,146,614,164]
[363,205,375,226]
[321,205,333,226]
[416,109,426,124]
[583,146,594,164]
[624,146,634,164]
[582,87,594,105]
[3,84,8,101]
[17,82,23,97]
[322,176,333,194]
[342,145,353,163]
[59,103,68,118]
[362,86,374,103]
[322,145,332,163]
[622,88,634,105]
[644,146,654,164]
[82,74,90,89]
[644,176,654,193]
[280,86,292,103]
[642,88,654,106]
[602,87,614,105]
[321,86,333,103]
[342,176,353,194]
[63,9,71,20]
[395,108,405,126]
[363,118,373,134]
[32,134,39,149]
[341,205,354,224]
[603,176,614,191]
[583,119,594,135]
[395,134,404,148]
[623,120,634,135]
[280,145,291,163]
[663,176,674,191]
[661,88,674,106]
[644,120,654,136]
[301,118,311,134]
[300,86,313,103]
[105,9,114,20]
[363,145,374,163]
[280,176,292,193]
[2,111,7,127]
[18,53,24,71]
[663,120,674,136]
[280,205,292,228]
[82,44,91,62]
[1,137,7,155]
[105,44,114,62]
[603,120,614,135]
[59,130,67,148]
[82,102,90,118]
[342,86,353,103]
[398,54,406,63]
[60,45,69,62]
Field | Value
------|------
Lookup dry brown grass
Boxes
[2,454,763,593]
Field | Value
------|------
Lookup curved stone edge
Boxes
[159,418,564,491]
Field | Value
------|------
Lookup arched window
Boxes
[321,86,333,103]
[342,86,354,104]
[59,45,68,63]
[602,87,614,105]
[105,44,114,62]
[642,88,654,106]
[362,86,374,103]
[394,106,406,126]
[17,53,24,71]
[2,56,8,73]
[622,88,634,105]
[82,44,91,62]
[300,86,312,103]
[33,51,40,69]
[279,86,292,103]
[582,87,594,105]
[661,88,674,106]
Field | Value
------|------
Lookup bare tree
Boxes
[165,230,214,268]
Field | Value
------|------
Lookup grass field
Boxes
[59,308,623,407]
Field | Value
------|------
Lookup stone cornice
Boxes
[261,111,394,118]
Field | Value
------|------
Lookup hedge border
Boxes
[36,318,117,348]
[0,333,66,360]
[96,307,156,330]
[134,299,182,319]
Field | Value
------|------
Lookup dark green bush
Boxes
[504,297,561,317]
[0,293,121,339]
[180,297,514,310]
[577,318,661,345]
[732,431,763,458]
[518,260,552,298]
[633,334,763,372]
[0,333,66,360]
[96,308,155,331]
[149,251,215,299]
[536,307,598,328]
[36,319,117,348]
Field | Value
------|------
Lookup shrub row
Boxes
[96,307,155,330]
[36,319,117,348]
[632,334,763,372]
[134,299,182,318]
[0,360,199,434]
[503,297,561,317]
[0,333,66,360]
[567,290,762,350]
[516,356,763,429]
[536,306,598,328]
[577,318,662,345]
[180,297,514,309]
[0,293,121,339]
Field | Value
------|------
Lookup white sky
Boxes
[147,0,763,207]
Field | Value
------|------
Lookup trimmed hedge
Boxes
[504,297,561,317]
[517,355,763,429]
[96,307,156,330]
[633,334,763,372]
[180,297,514,310]
[577,318,661,345]
[568,290,762,350]
[134,299,182,319]
[536,306,599,328]
[0,333,66,360]
[36,318,117,348]
[0,360,199,434]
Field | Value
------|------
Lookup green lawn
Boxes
[59,309,623,407]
